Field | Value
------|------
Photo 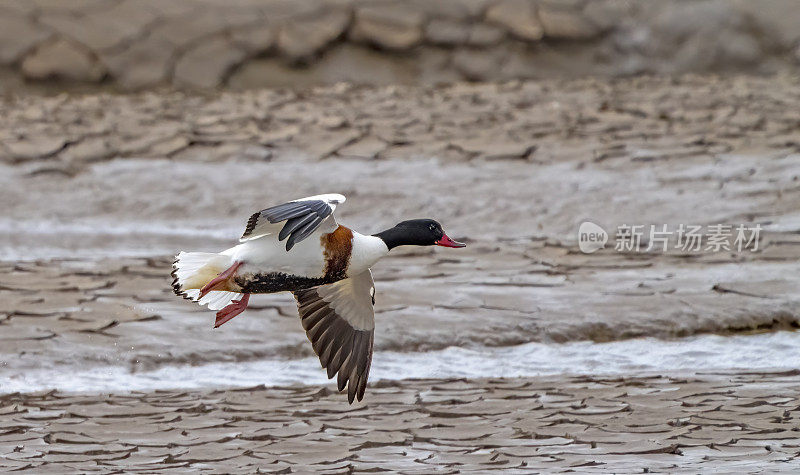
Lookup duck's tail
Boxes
[171,251,240,310]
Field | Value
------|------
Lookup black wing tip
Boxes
[348,377,367,404]
[260,200,333,251]
[240,211,261,240]
[357,333,374,402]
[294,288,372,404]
[171,257,194,301]
[342,332,371,404]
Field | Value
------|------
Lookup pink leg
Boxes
[199,261,243,298]
[214,293,250,328]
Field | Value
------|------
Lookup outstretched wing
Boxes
[240,193,346,251]
[293,270,375,404]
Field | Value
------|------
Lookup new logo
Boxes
[578,221,607,253]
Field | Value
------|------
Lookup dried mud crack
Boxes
[2,74,800,471]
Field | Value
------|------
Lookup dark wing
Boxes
[240,193,345,251]
[293,270,375,404]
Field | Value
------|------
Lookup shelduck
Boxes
[171,193,465,403]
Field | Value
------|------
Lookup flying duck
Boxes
[171,193,465,403]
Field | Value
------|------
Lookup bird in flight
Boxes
[172,193,466,403]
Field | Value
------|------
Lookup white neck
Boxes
[348,231,389,275]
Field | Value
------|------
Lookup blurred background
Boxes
[2,0,800,92]
[1,0,800,470]
[2,0,800,393]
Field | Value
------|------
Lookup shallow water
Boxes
[3,331,798,395]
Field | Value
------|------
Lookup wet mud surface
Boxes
[2,74,800,470]
[3,372,800,472]
[2,242,800,376]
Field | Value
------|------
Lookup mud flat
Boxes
[1,75,800,470]
[2,372,800,472]
[1,242,800,377]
